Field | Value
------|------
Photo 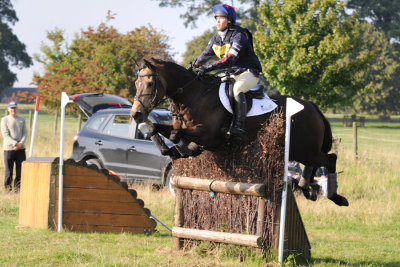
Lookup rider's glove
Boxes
[198,64,214,75]
[187,60,197,72]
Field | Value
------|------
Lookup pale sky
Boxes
[10,0,212,87]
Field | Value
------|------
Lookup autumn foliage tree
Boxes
[34,20,172,111]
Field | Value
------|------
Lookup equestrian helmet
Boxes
[213,4,236,24]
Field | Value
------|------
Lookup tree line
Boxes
[1,0,399,116]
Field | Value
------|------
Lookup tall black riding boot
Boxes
[227,92,246,139]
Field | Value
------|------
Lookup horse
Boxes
[131,57,349,206]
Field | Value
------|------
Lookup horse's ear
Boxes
[133,58,140,68]
[143,58,153,68]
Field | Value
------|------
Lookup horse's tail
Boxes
[310,102,333,153]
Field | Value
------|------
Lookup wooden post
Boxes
[256,198,266,254]
[174,188,184,250]
[28,110,33,131]
[54,112,59,135]
[353,121,358,160]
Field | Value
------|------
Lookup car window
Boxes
[87,114,108,131]
[103,115,132,138]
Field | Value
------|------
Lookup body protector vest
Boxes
[195,25,262,76]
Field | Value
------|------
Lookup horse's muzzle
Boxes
[131,111,145,123]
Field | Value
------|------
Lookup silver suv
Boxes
[69,93,172,187]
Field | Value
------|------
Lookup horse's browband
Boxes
[138,74,157,77]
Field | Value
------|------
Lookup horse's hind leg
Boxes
[298,166,317,200]
[327,172,349,206]
[326,153,337,173]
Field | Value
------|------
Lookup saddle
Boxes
[224,81,267,113]
[219,81,277,117]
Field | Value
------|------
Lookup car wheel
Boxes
[86,158,103,169]
[165,168,175,196]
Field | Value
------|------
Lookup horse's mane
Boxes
[146,58,188,75]
[147,57,220,87]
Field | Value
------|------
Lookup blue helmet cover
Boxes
[213,4,236,23]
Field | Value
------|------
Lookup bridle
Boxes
[135,67,165,116]
[135,64,202,115]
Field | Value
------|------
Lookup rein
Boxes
[170,74,200,98]
[169,72,218,126]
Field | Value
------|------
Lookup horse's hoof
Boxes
[160,148,170,156]
[167,147,182,160]
[311,183,320,191]
[302,188,311,199]
[310,190,318,201]
[328,193,349,206]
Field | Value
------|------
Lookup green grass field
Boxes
[297,121,400,266]
[0,106,399,266]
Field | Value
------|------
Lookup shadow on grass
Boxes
[152,231,172,238]
[367,125,400,130]
[312,257,400,267]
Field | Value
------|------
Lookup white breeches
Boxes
[232,70,259,96]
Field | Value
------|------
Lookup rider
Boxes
[188,4,263,138]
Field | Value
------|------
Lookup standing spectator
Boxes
[1,102,27,192]
[314,166,328,197]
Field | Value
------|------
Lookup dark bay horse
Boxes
[131,58,348,206]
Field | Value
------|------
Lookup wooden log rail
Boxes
[172,227,263,248]
[172,176,267,250]
[171,176,267,197]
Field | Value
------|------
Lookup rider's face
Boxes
[216,16,228,31]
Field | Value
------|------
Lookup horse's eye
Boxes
[148,82,154,87]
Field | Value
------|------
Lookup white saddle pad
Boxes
[219,83,278,117]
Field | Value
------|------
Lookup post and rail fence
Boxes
[170,175,311,260]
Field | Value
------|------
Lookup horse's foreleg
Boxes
[150,134,181,159]
[169,129,181,144]
[178,124,211,145]
[149,123,173,137]
[150,133,170,154]
[298,166,316,189]
[173,142,203,158]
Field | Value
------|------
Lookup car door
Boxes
[98,114,134,179]
[125,121,165,182]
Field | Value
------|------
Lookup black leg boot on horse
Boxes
[327,172,349,206]
[227,92,246,139]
